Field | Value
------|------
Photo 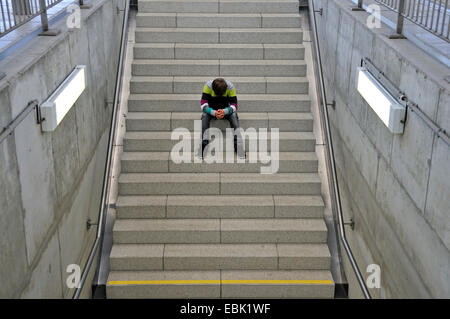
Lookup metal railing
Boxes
[0,100,39,144]
[309,0,449,299]
[73,0,130,299]
[0,0,60,37]
[0,0,87,38]
[308,0,372,299]
[354,0,450,41]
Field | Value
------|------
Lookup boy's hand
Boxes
[216,109,225,119]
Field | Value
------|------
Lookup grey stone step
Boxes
[132,59,307,77]
[118,173,220,195]
[113,218,221,243]
[220,218,327,243]
[220,173,321,195]
[106,269,334,299]
[128,94,311,112]
[138,0,300,14]
[220,28,303,44]
[277,244,331,270]
[113,218,327,244]
[116,195,167,219]
[123,131,316,152]
[130,76,309,94]
[135,28,303,44]
[116,195,325,219]
[107,270,221,298]
[164,244,279,270]
[133,43,305,60]
[221,270,334,298]
[120,152,318,173]
[125,112,314,132]
[136,13,302,28]
[219,0,299,14]
[118,173,321,195]
[110,244,164,271]
[109,243,330,270]
[139,0,220,13]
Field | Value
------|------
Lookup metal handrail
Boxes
[354,0,450,42]
[0,100,38,144]
[73,0,130,299]
[307,0,372,299]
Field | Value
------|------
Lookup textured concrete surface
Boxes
[107,270,221,298]
[0,85,28,298]
[315,0,450,298]
[0,0,125,298]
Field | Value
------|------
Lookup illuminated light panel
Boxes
[357,67,405,134]
[40,65,86,132]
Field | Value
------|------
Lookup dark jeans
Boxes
[201,112,244,156]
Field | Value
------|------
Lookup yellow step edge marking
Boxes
[108,280,221,285]
[221,280,333,285]
[108,279,333,286]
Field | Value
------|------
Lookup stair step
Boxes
[118,173,219,195]
[109,243,330,271]
[107,270,221,298]
[132,59,307,77]
[277,244,331,270]
[113,218,327,244]
[116,195,325,219]
[116,195,168,219]
[130,76,309,94]
[164,244,278,270]
[138,0,300,14]
[128,94,310,112]
[113,218,221,243]
[118,173,321,195]
[123,131,316,152]
[220,173,321,195]
[136,13,301,28]
[110,244,164,270]
[125,112,314,132]
[220,0,299,14]
[220,218,327,243]
[120,152,318,173]
[220,270,334,298]
[135,28,303,44]
[133,43,305,60]
[106,269,334,299]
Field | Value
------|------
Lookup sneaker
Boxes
[234,145,246,159]
[200,142,209,159]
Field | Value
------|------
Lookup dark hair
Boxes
[212,78,228,96]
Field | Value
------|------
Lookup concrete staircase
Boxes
[106,0,335,298]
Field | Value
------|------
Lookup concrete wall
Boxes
[314,0,450,298]
[0,0,124,298]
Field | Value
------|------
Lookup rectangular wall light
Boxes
[40,65,86,132]
[357,66,406,134]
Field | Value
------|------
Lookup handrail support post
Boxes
[352,0,365,11]
[38,0,60,36]
[79,0,92,9]
[389,0,407,39]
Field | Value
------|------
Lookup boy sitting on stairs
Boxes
[200,78,245,159]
